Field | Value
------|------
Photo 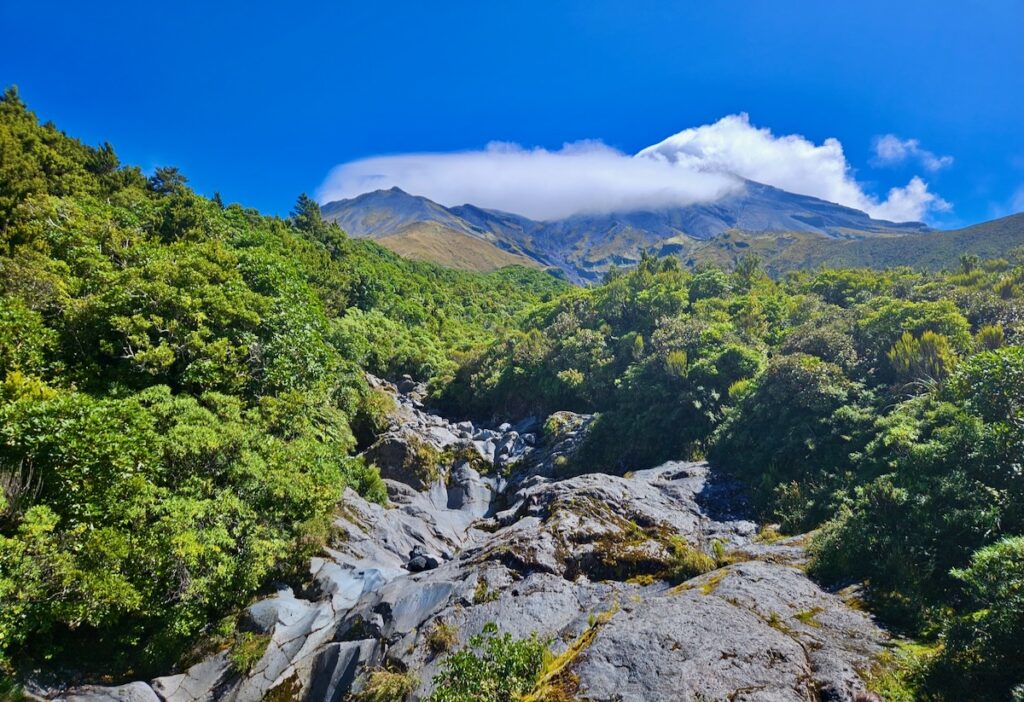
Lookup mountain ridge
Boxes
[321,182,949,282]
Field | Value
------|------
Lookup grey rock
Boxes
[239,590,307,634]
[471,439,496,466]
[446,462,492,517]
[513,416,540,435]
[149,652,231,702]
[65,683,160,702]
[575,586,813,702]
[407,545,440,572]
[306,640,379,702]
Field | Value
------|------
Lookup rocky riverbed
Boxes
[49,376,889,702]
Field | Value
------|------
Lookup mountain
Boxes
[375,222,543,272]
[320,188,547,272]
[758,212,1024,273]
[321,182,935,282]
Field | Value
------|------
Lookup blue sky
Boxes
[2,1,1022,226]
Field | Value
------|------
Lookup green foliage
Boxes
[854,297,971,381]
[440,225,1023,701]
[2,85,1023,702]
[862,641,937,702]
[663,537,717,582]
[427,623,547,702]
[228,631,270,674]
[934,537,1024,700]
[887,330,957,382]
[711,354,875,530]
[975,323,1005,350]
[0,298,56,376]
[473,578,500,604]
[810,345,1024,629]
[0,90,558,679]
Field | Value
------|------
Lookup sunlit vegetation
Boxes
[2,83,1022,700]
[0,87,564,680]
[444,249,1024,700]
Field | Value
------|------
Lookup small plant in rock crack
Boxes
[473,578,500,604]
[228,631,271,674]
[426,620,459,656]
[354,668,419,702]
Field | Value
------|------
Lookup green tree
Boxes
[147,166,187,195]
[289,193,323,233]
[427,623,547,702]
[710,354,874,530]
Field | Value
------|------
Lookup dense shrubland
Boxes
[445,252,1024,700]
[0,88,563,678]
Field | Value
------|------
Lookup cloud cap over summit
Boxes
[319,114,949,223]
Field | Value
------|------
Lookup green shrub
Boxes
[975,323,1005,350]
[473,578,500,604]
[663,537,717,582]
[228,632,270,674]
[0,89,562,679]
[932,537,1024,700]
[886,330,957,382]
[426,623,547,702]
[710,354,874,530]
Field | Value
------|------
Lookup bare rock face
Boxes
[46,380,888,702]
[576,561,882,702]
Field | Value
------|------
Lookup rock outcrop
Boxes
[45,378,889,702]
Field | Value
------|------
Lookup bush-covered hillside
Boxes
[445,252,1024,700]
[0,87,564,678]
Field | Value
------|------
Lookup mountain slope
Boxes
[763,212,1024,272]
[664,213,1024,275]
[321,183,934,282]
[322,188,552,272]
[376,221,544,272]
[319,186,474,239]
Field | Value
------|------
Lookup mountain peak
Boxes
[321,183,938,283]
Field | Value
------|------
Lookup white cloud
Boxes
[873,134,953,171]
[318,114,950,223]
[316,141,742,221]
[870,176,952,222]
[1011,186,1024,214]
[638,115,948,221]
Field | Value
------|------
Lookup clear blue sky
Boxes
[2,1,1022,227]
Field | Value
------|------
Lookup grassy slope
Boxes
[377,221,544,272]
